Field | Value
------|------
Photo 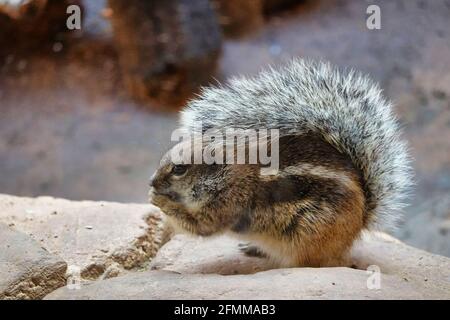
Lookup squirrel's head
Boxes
[149,142,259,236]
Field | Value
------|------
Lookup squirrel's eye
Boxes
[171,165,188,176]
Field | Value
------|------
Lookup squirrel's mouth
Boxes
[149,188,223,237]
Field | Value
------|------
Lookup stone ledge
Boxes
[0,194,168,281]
[0,223,67,300]
[46,232,450,300]
[1,193,448,300]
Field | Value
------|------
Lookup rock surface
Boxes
[0,194,168,280]
[351,232,450,295]
[149,234,275,275]
[46,267,441,300]
[0,223,67,300]
[46,231,450,299]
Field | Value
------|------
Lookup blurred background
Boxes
[0,0,449,257]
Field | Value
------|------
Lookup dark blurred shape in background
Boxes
[0,0,221,109]
[0,0,308,108]
[108,0,222,108]
[0,0,449,257]
[0,0,81,51]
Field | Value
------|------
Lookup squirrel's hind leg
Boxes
[238,242,268,258]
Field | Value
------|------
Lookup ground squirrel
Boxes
[149,59,413,267]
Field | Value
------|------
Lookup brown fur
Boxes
[149,134,365,267]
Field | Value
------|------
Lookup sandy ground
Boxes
[0,0,449,254]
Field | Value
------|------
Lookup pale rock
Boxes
[0,223,67,300]
[149,234,275,275]
[0,194,168,280]
[46,231,450,299]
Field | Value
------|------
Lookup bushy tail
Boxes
[180,59,413,231]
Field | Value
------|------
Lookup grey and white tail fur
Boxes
[180,59,413,231]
